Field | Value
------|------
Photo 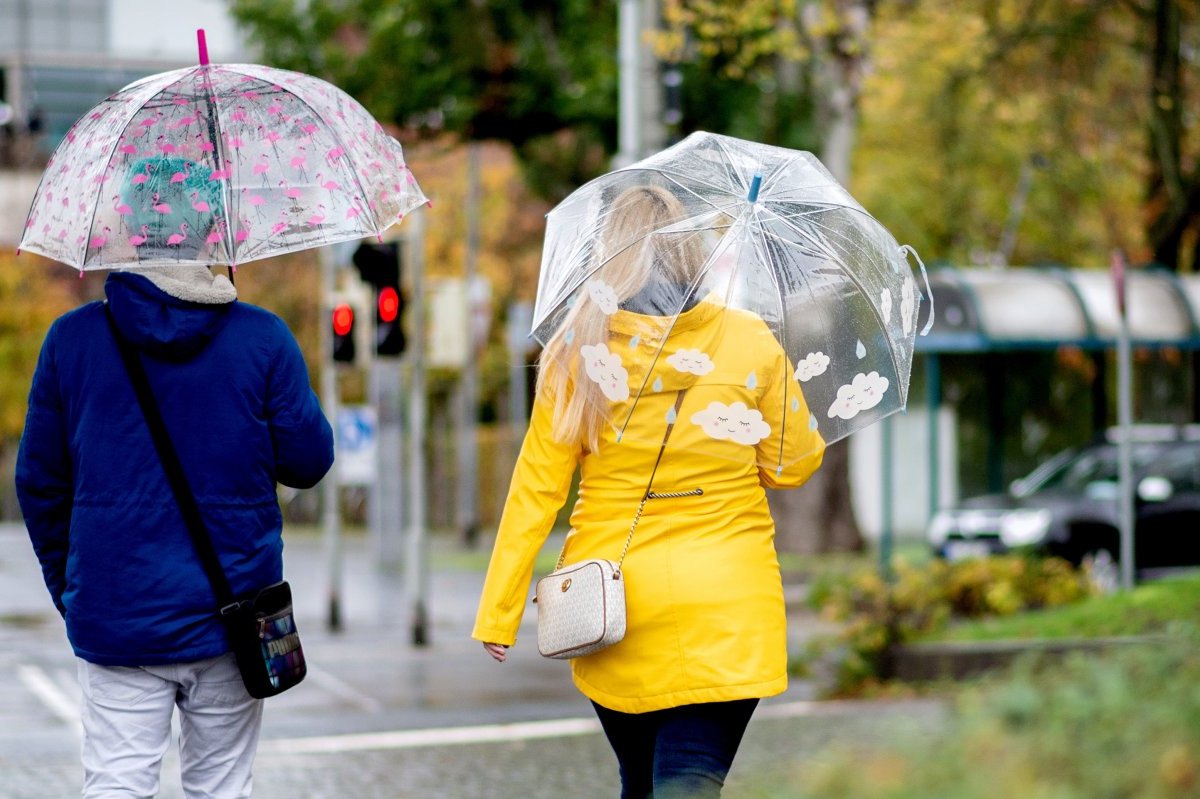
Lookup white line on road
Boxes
[258,716,603,755]
[256,699,836,756]
[17,664,81,734]
[303,664,385,713]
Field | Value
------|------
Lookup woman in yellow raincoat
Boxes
[474,184,825,798]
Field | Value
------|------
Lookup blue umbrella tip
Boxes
[748,174,763,203]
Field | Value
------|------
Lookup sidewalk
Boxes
[0,522,940,798]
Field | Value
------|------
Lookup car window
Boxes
[1034,443,1167,493]
[1148,445,1200,491]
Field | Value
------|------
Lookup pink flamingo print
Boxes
[243,189,267,219]
[326,146,344,164]
[88,227,111,249]
[190,191,211,213]
[208,167,232,181]
[279,180,302,200]
[196,137,216,153]
[152,193,173,214]
[129,226,150,246]
[345,205,361,220]
[267,101,284,116]
[289,147,308,181]
[235,225,250,243]
[206,224,224,245]
[253,153,271,185]
[131,162,153,185]
[170,161,191,184]
[316,173,340,192]
[269,219,288,237]
[166,223,190,246]
[307,205,326,226]
[118,141,138,156]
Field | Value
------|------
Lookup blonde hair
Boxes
[537,184,705,449]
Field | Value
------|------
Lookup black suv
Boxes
[928,425,1200,588]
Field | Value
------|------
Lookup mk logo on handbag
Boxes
[561,578,572,592]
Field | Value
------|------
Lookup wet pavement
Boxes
[0,522,945,798]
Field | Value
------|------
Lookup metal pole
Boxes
[880,414,894,581]
[457,143,481,548]
[1113,250,1135,590]
[318,247,343,631]
[406,209,430,645]
[926,354,942,522]
[617,0,641,167]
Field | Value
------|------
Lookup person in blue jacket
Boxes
[15,258,334,798]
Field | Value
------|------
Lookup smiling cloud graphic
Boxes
[580,343,630,401]
[586,280,619,315]
[691,401,772,445]
[827,371,890,420]
[794,351,830,382]
[666,348,715,376]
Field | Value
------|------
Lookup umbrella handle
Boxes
[197,29,209,66]
[900,244,935,336]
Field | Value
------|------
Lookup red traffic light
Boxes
[332,303,355,337]
[378,287,400,323]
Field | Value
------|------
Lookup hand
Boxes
[483,642,509,662]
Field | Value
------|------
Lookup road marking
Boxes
[256,699,836,756]
[17,664,81,733]
[304,664,385,713]
[258,716,603,755]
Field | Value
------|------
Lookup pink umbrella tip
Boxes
[197,29,209,66]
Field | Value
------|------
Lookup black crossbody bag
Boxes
[105,305,306,699]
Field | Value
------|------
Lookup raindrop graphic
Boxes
[566,295,577,308]
[629,335,641,349]
[856,340,866,359]
[653,377,663,392]
[809,414,819,431]
[776,465,783,477]
[665,406,678,424]
[746,372,758,389]
[564,329,575,344]
[791,397,800,412]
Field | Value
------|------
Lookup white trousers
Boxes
[76,653,264,799]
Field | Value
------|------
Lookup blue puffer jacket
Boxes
[15,272,334,666]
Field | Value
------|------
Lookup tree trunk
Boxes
[1145,0,1191,270]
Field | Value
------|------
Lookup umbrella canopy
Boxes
[18,35,426,270]
[531,131,931,472]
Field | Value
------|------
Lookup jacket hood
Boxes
[105,270,236,360]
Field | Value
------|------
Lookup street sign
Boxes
[336,405,377,485]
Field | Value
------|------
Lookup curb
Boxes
[884,634,1173,682]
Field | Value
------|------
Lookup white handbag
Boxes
[534,558,627,659]
[534,391,696,660]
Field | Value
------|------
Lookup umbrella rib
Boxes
[766,207,889,285]
[756,221,905,389]
[193,65,240,264]
[745,211,794,473]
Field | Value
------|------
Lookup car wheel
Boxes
[1082,548,1120,595]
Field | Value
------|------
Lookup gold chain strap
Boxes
[555,390,694,573]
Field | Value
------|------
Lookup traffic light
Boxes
[331,302,356,363]
[353,241,406,357]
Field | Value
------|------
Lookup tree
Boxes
[230,0,619,201]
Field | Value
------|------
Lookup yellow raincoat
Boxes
[473,297,825,713]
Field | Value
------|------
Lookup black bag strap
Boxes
[103,304,240,616]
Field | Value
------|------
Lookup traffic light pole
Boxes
[457,143,481,548]
[319,246,344,631]
[405,209,430,646]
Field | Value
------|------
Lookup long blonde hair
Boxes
[537,184,705,449]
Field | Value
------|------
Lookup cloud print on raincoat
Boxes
[580,342,630,401]
[691,400,772,445]
[666,348,715,376]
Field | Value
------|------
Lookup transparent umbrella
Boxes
[18,30,427,271]
[532,131,932,473]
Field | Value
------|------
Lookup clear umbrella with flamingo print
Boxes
[17,29,427,272]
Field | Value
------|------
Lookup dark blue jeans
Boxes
[592,698,759,799]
